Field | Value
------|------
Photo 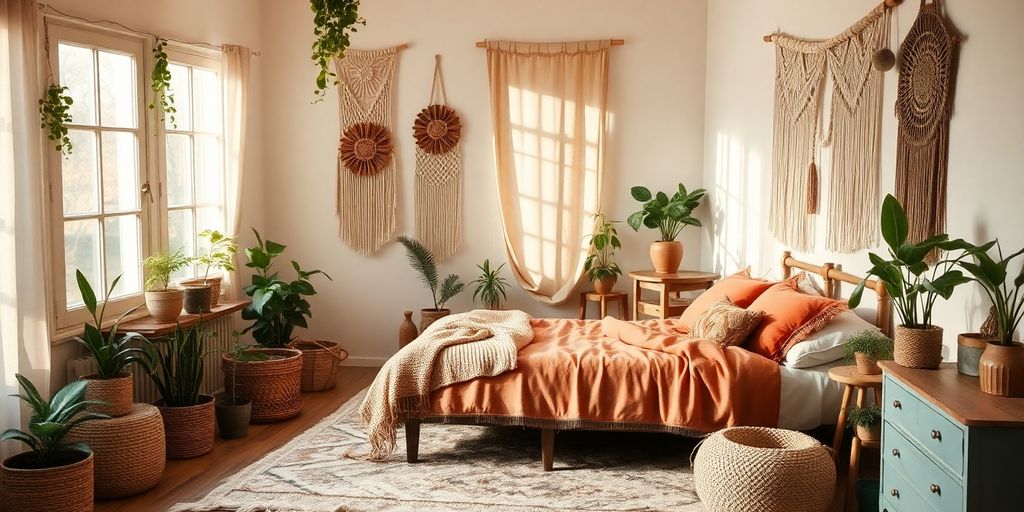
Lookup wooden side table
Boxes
[578,292,629,320]
[828,365,883,512]
[628,270,719,320]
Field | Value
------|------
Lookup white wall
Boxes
[259,0,709,365]
[702,0,1024,356]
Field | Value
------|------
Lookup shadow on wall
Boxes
[710,130,767,276]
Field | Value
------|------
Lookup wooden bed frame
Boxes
[403,252,892,470]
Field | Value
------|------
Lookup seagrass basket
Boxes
[894,325,943,369]
[291,340,348,392]
[83,373,134,417]
[156,394,216,459]
[67,403,165,499]
[1,450,93,512]
[222,348,303,423]
[692,426,835,512]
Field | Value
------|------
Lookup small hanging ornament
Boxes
[338,121,393,176]
[872,48,896,71]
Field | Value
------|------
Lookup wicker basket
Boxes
[179,275,222,306]
[83,373,134,417]
[291,340,348,392]
[692,426,835,512]
[1,450,94,512]
[67,403,165,499]
[156,394,216,459]
[894,324,943,369]
[854,353,881,375]
[222,348,303,423]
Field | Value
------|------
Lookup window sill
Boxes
[108,300,250,337]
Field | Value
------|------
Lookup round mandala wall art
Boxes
[338,121,393,176]
[413,104,462,155]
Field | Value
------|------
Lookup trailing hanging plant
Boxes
[310,0,365,102]
[39,83,74,156]
[149,37,176,128]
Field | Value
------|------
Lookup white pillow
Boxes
[793,271,825,296]
[783,310,881,369]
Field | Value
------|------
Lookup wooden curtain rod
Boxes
[475,39,624,48]
[762,0,903,42]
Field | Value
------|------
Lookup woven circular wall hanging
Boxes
[413,104,461,155]
[338,121,393,176]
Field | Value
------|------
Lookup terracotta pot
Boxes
[893,324,943,369]
[215,395,252,439]
[856,423,881,444]
[1,450,93,512]
[156,394,216,459]
[594,275,617,295]
[957,333,992,377]
[222,348,303,423]
[83,373,133,417]
[979,342,1024,397]
[145,289,184,322]
[854,352,881,375]
[649,241,683,274]
[420,308,450,332]
[399,310,419,349]
[180,276,222,306]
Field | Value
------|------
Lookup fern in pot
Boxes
[397,236,465,331]
[843,330,894,375]
[627,183,705,274]
[472,259,510,310]
[846,404,882,443]
[584,213,622,294]
[217,338,269,439]
[143,249,190,322]
[180,230,238,311]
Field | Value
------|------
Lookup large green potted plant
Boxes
[180,230,238,309]
[957,240,1024,396]
[472,259,510,310]
[584,213,623,294]
[217,339,269,439]
[850,195,975,369]
[1,375,108,512]
[627,183,706,274]
[397,236,465,331]
[143,249,190,322]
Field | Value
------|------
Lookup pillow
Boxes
[679,268,774,329]
[793,271,825,296]
[783,311,882,368]
[690,297,765,348]
[743,280,848,361]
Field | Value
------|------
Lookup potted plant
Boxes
[846,404,882,444]
[843,330,894,375]
[627,183,706,274]
[472,259,510,310]
[1,375,108,512]
[143,249,190,321]
[850,195,975,369]
[73,270,150,417]
[584,213,623,294]
[397,236,465,331]
[217,339,269,438]
[958,240,1024,396]
[180,230,238,309]
[143,323,216,458]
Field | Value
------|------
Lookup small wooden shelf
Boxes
[111,300,250,337]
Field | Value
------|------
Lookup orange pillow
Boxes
[743,279,848,361]
[679,269,774,329]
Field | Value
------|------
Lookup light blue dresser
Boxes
[879,362,1024,512]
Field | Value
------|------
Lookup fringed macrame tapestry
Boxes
[334,47,402,255]
[768,3,891,253]
[895,0,959,257]
[412,56,463,261]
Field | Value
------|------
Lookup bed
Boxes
[400,252,891,470]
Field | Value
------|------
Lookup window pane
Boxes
[168,209,195,281]
[63,130,99,216]
[64,219,101,308]
[194,135,223,205]
[58,43,96,125]
[101,131,139,213]
[97,50,136,128]
[166,63,192,131]
[193,68,221,133]
[195,206,224,238]
[166,134,193,207]
[103,215,142,298]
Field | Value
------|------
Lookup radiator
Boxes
[66,315,236,404]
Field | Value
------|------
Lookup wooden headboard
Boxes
[780,251,892,336]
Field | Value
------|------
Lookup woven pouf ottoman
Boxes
[693,427,835,512]
[68,403,166,499]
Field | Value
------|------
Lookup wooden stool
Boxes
[578,291,629,320]
[628,270,719,319]
[827,365,882,512]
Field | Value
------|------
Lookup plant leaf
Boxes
[880,194,909,252]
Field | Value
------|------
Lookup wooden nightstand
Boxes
[628,270,718,320]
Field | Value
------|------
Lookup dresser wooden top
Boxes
[881,361,1024,428]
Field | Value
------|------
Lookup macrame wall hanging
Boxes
[894,0,959,257]
[767,2,892,253]
[412,55,464,261]
[335,46,403,255]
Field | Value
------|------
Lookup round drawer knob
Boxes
[891,448,900,457]
[891,489,900,498]
[892,400,902,409]
[931,430,942,440]
[930,484,941,495]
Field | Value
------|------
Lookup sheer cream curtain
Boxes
[221,44,250,299]
[0,0,51,458]
[486,40,610,304]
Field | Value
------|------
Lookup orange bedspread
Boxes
[419,317,781,434]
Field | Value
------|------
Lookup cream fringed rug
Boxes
[172,390,702,512]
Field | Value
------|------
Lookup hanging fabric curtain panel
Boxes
[485,40,611,304]
[335,46,403,255]
[767,2,892,253]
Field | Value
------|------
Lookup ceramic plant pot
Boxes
[83,373,134,417]
[893,324,943,369]
[420,308,450,333]
[594,275,617,295]
[215,395,252,439]
[180,276,222,306]
[856,423,881,444]
[145,289,184,322]
[650,241,683,274]
[156,394,216,459]
[182,284,212,314]
[854,353,881,375]
[1,450,94,512]
[957,333,991,377]
[399,311,419,349]
[979,342,1024,397]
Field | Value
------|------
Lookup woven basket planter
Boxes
[1,450,93,512]
[156,394,216,459]
[67,403,165,499]
[291,340,348,392]
[420,308,450,332]
[83,372,134,417]
[894,324,943,369]
[854,352,881,375]
[222,348,303,423]
[693,426,835,512]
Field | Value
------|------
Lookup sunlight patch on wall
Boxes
[711,131,765,275]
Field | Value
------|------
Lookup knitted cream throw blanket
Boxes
[359,309,534,460]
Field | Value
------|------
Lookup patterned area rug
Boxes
[172,390,703,511]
